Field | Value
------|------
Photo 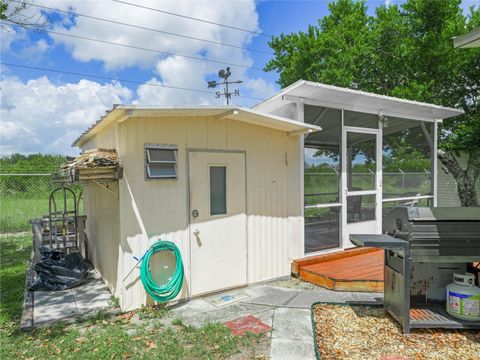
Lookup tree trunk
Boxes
[437,149,479,207]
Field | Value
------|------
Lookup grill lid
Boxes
[405,207,480,222]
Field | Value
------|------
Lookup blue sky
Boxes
[0,0,477,155]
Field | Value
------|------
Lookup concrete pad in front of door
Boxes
[242,285,300,307]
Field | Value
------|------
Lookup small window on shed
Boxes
[145,144,178,179]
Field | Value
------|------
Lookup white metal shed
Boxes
[74,106,319,311]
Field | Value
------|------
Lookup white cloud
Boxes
[0,76,132,155]
[243,78,277,99]
[0,0,278,155]
[44,0,260,70]
[40,0,270,107]
[0,25,26,53]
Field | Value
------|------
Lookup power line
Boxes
[11,0,273,55]
[0,62,264,101]
[1,21,264,72]
[111,0,272,38]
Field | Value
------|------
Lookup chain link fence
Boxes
[1,171,430,233]
[0,174,83,233]
[304,171,432,205]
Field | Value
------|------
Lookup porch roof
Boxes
[254,80,464,122]
[72,105,321,147]
[453,27,480,48]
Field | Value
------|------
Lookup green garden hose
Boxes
[139,240,184,302]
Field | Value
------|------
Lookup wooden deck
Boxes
[292,247,384,292]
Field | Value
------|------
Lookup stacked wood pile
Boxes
[55,149,122,182]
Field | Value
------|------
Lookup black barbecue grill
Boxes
[351,207,480,334]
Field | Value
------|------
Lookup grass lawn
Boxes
[0,197,83,233]
[0,233,267,359]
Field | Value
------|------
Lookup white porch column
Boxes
[433,119,438,207]
[295,99,305,255]
[340,109,347,246]
[376,114,383,233]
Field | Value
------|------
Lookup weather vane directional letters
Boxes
[207,67,242,105]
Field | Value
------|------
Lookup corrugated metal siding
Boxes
[82,122,121,295]
[437,153,480,207]
[84,182,120,293]
[106,115,302,311]
[82,123,118,151]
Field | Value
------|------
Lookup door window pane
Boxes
[347,194,376,223]
[347,132,376,191]
[210,166,226,215]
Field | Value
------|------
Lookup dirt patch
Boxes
[313,303,480,360]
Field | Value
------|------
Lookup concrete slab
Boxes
[31,270,112,327]
[34,290,73,307]
[71,279,111,314]
[350,292,384,304]
[272,308,313,340]
[254,308,275,330]
[180,302,274,328]
[204,290,250,307]
[34,291,78,325]
[170,298,217,318]
[270,338,316,360]
[224,315,271,336]
[285,288,359,308]
[242,286,300,307]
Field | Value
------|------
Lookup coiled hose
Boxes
[140,240,184,302]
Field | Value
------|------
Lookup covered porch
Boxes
[254,80,463,257]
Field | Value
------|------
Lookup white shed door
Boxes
[188,151,247,296]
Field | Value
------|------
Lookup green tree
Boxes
[0,0,41,28]
[265,0,480,206]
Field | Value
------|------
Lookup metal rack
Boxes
[48,187,79,252]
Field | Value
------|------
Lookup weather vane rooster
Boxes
[207,67,243,105]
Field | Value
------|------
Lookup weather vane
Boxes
[207,67,243,105]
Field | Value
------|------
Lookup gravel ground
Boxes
[313,304,480,360]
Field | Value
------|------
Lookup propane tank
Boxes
[446,273,480,321]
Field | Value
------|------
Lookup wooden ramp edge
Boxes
[292,247,384,292]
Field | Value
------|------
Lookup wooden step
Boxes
[292,247,384,292]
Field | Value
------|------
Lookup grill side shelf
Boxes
[350,234,408,250]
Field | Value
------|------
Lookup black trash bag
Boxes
[29,249,92,291]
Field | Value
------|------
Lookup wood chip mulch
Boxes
[313,304,480,360]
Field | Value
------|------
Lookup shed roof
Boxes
[72,105,321,147]
[254,80,464,122]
